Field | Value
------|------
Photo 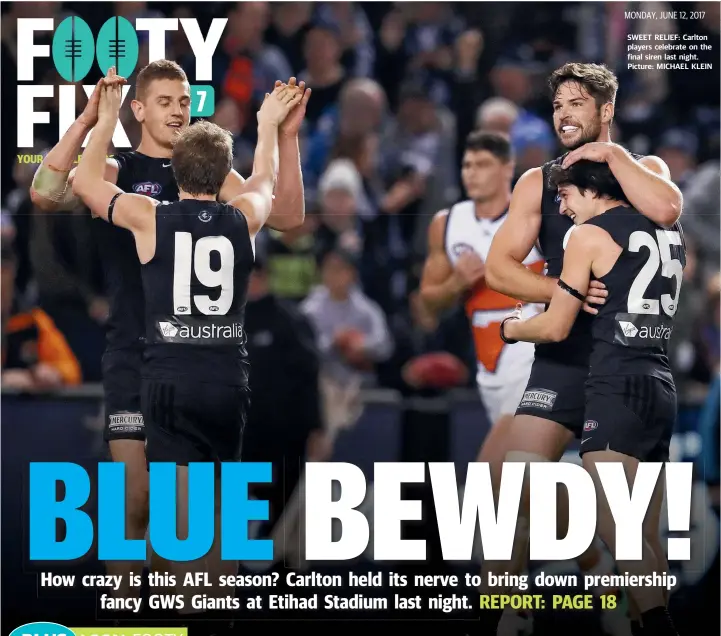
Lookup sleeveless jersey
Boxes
[94,151,178,351]
[536,152,644,366]
[142,199,254,386]
[444,201,544,374]
[585,206,685,383]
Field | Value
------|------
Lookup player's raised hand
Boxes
[582,279,607,315]
[455,251,485,288]
[257,84,304,127]
[274,77,312,137]
[97,67,124,124]
[78,68,126,129]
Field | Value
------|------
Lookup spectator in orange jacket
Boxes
[2,239,81,390]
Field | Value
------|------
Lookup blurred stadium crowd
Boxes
[1,2,719,489]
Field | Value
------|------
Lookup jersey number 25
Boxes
[628,229,683,317]
[172,232,234,316]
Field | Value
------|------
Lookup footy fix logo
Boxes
[15,15,224,148]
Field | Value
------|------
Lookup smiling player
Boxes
[30,61,310,601]
[481,62,683,635]
[502,159,685,636]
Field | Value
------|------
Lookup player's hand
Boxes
[274,78,312,137]
[79,71,126,129]
[454,251,485,288]
[257,84,303,127]
[562,142,617,168]
[582,279,607,315]
[97,67,125,125]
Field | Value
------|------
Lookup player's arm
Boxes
[227,122,278,239]
[73,75,156,233]
[269,80,310,230]
[219,164,304,232]
[419,211,467,314]
[609,149,682,227]
[30,78,121,211]
[564,144,682,228]
[226,134,305,231]
[503,226,600,344]
[229,86,303,238]
[219,80,310,231]
[485,168,556,303]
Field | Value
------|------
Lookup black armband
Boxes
[558,278,586,302]
[108,192,123,225]
[500,316,519,344]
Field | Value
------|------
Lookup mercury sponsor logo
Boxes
[519,388,557,411]
[109,412,144,433]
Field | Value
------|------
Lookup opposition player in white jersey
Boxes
[420,131,544,478]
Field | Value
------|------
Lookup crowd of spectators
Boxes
[1,2,718,408]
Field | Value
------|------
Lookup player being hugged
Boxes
[73,69,303,612]
[502,160,685,636]
[481,62,683,636]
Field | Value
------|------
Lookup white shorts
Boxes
[477,340,535,424]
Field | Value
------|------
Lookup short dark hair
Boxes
[464,131,513,163]
[172,121,233,196]
[136,60,188,102]
[548,62,618,107]
[548,160,629,204]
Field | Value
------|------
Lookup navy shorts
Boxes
[581,375,676,462]
[142,378,250,465]
[515,357,587,435]
[102,348,145,442]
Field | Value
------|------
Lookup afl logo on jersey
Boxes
[452,242,474,256]
[198,210,213,223]
[584,420,598,432]
[133,182,162,196]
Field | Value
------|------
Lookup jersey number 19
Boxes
[172,232,235,316]
[628,229,683,317]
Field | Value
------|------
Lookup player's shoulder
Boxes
[428,207,450,236]
[579,206,645,248]
[516,166,545,188]
[432,207,450,222]
[568,221,614,251]
[510,167,544,209]
[428,201,470,244]
[220,201,251,227]
[110,150,139,169]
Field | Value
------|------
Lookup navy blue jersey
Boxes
[535,152,644,366]
[142,199,254,386]
[586,206,685,384]
[94,151,178,350]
